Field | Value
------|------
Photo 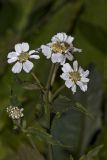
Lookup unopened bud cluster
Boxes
[7,106,24,120]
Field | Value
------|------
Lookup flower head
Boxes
[7,42,40,73]
[60,61,90,94]
[7,106,24,120]
[41,32,81,65]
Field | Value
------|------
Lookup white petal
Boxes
[81,84,87,92]
[79,66,84,74]
[71,84,76,94]
[62,33,67,41]
[51,54,59,63]
[62,63,73,73]
[65,79,73,88]
[15,43,22,54]
[76,81,83,87]
[82,70,89,77]
[41,45,52,59]
[22,42,29,52]
[77,81,87,92]
[8,57,18,63]
[51,53,65,64]
[7,52,18,58]
[51,33,64,42]
[56,33,64,41]
[51,36,58,42]
[60,73,69,81]
[73,60,78,71]
[12,62,22,73]
[29,50,36,55]
[60,57,66,65]
[66,52,73,61]
[66,36,74,44]
[23,60,34,73]
[81,77,90,83]
[83,84,88,91]
[73,47,82,53]
[30,55,40,59]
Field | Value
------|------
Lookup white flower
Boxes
[7,42,40,73]
[41,32,81,65]
[60,61,90,94]
[7,106,24,120]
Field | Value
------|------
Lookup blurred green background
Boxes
[0,0,107,159]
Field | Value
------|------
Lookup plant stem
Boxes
[44,63,60,160]
[51,64,59,86]
[51,84,65,102]
[27,134,38,151]
[43,93,51,128]
[46,63,55,90]
[26,134,45,160]
[48,144,53,160]
[43,92,53,160]
[31,72,45,93]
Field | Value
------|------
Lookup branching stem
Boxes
[51,84,65,102]
[31,72,45,93]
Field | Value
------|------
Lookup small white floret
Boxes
[7,42,40,73]
[60,60,90,94]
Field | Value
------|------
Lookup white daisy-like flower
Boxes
[60,61,90,94]
[41,32,81,65]
[7,106,24,120]
[7,42,40,73]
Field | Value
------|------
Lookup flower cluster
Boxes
[7,106,24,120]
[7,32,89,93]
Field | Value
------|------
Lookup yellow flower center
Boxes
[51,42,69,54]
[70,71,81,83]
[18,52,29,62]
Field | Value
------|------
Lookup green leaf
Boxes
[79,145,103,160]
[75,102,94,119]
[14,75,41,90]
[27,126,62,146]
[52,95,93,119]
[51,67,103,159]
[22,82,40,90]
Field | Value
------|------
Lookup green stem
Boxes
[51,84,65,102]
[51,64,59,86]
[43,93,50,128]
[27,134,38,151]
[26,134,45,160]
[48,144,53,160]
[46,63,55,90]
[43,92,53,160]
[44,63,57,160]
[31,72,45,93]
